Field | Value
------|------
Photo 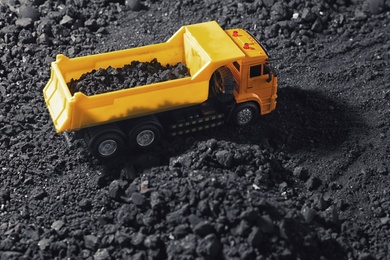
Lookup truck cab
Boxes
[225,29,278,116]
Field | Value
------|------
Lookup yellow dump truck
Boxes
[43,21,278,158]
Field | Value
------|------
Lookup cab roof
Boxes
[225,28,269,59]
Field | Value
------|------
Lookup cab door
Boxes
[247,63,273,94]
[247,63,274,112]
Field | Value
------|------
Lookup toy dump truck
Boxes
[43,21,278,159]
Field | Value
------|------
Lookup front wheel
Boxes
[230,102,259,126]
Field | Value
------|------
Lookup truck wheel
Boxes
[211,66,235,102]
[85,126,125,159]
[127,118,162,150]
[231,102,259,126]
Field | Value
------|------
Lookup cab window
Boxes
[250,65,261,78]
[233,61,240,72]
[264,64,270,75]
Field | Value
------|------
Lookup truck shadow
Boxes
[182,85,365,154]
[254,86,365,153]
[96,86,365,179]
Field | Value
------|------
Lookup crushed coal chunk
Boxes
[68,58,190,95]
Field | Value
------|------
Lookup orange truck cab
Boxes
[225,29,277,116]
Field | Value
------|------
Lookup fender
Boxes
[234,92,263,114]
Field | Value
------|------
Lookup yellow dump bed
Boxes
[43,21,245,133]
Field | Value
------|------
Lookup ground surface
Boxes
[0,0,389,259]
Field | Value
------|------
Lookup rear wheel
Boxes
[127,117,163,150]
[230,102,259,126]
[85,125,126,159]
[210,66,235,102]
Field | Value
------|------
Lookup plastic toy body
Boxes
[43,21,278,158]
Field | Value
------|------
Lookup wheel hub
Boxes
[237,108,253,125]
[98,139,118,156]
[136,130,155,147]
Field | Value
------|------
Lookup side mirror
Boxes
[266,72,272,82]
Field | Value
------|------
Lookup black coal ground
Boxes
[0,0,389,259]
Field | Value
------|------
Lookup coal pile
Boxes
[106,140,347,259]
[68,58,190,95]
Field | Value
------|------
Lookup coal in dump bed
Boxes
[68,58,190,96]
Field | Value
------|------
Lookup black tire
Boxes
[127,119,162,150]
[86,125,125,159]
[230,102,259,126]
[210,66,235,102]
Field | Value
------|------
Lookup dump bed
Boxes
[43,21,245,133]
